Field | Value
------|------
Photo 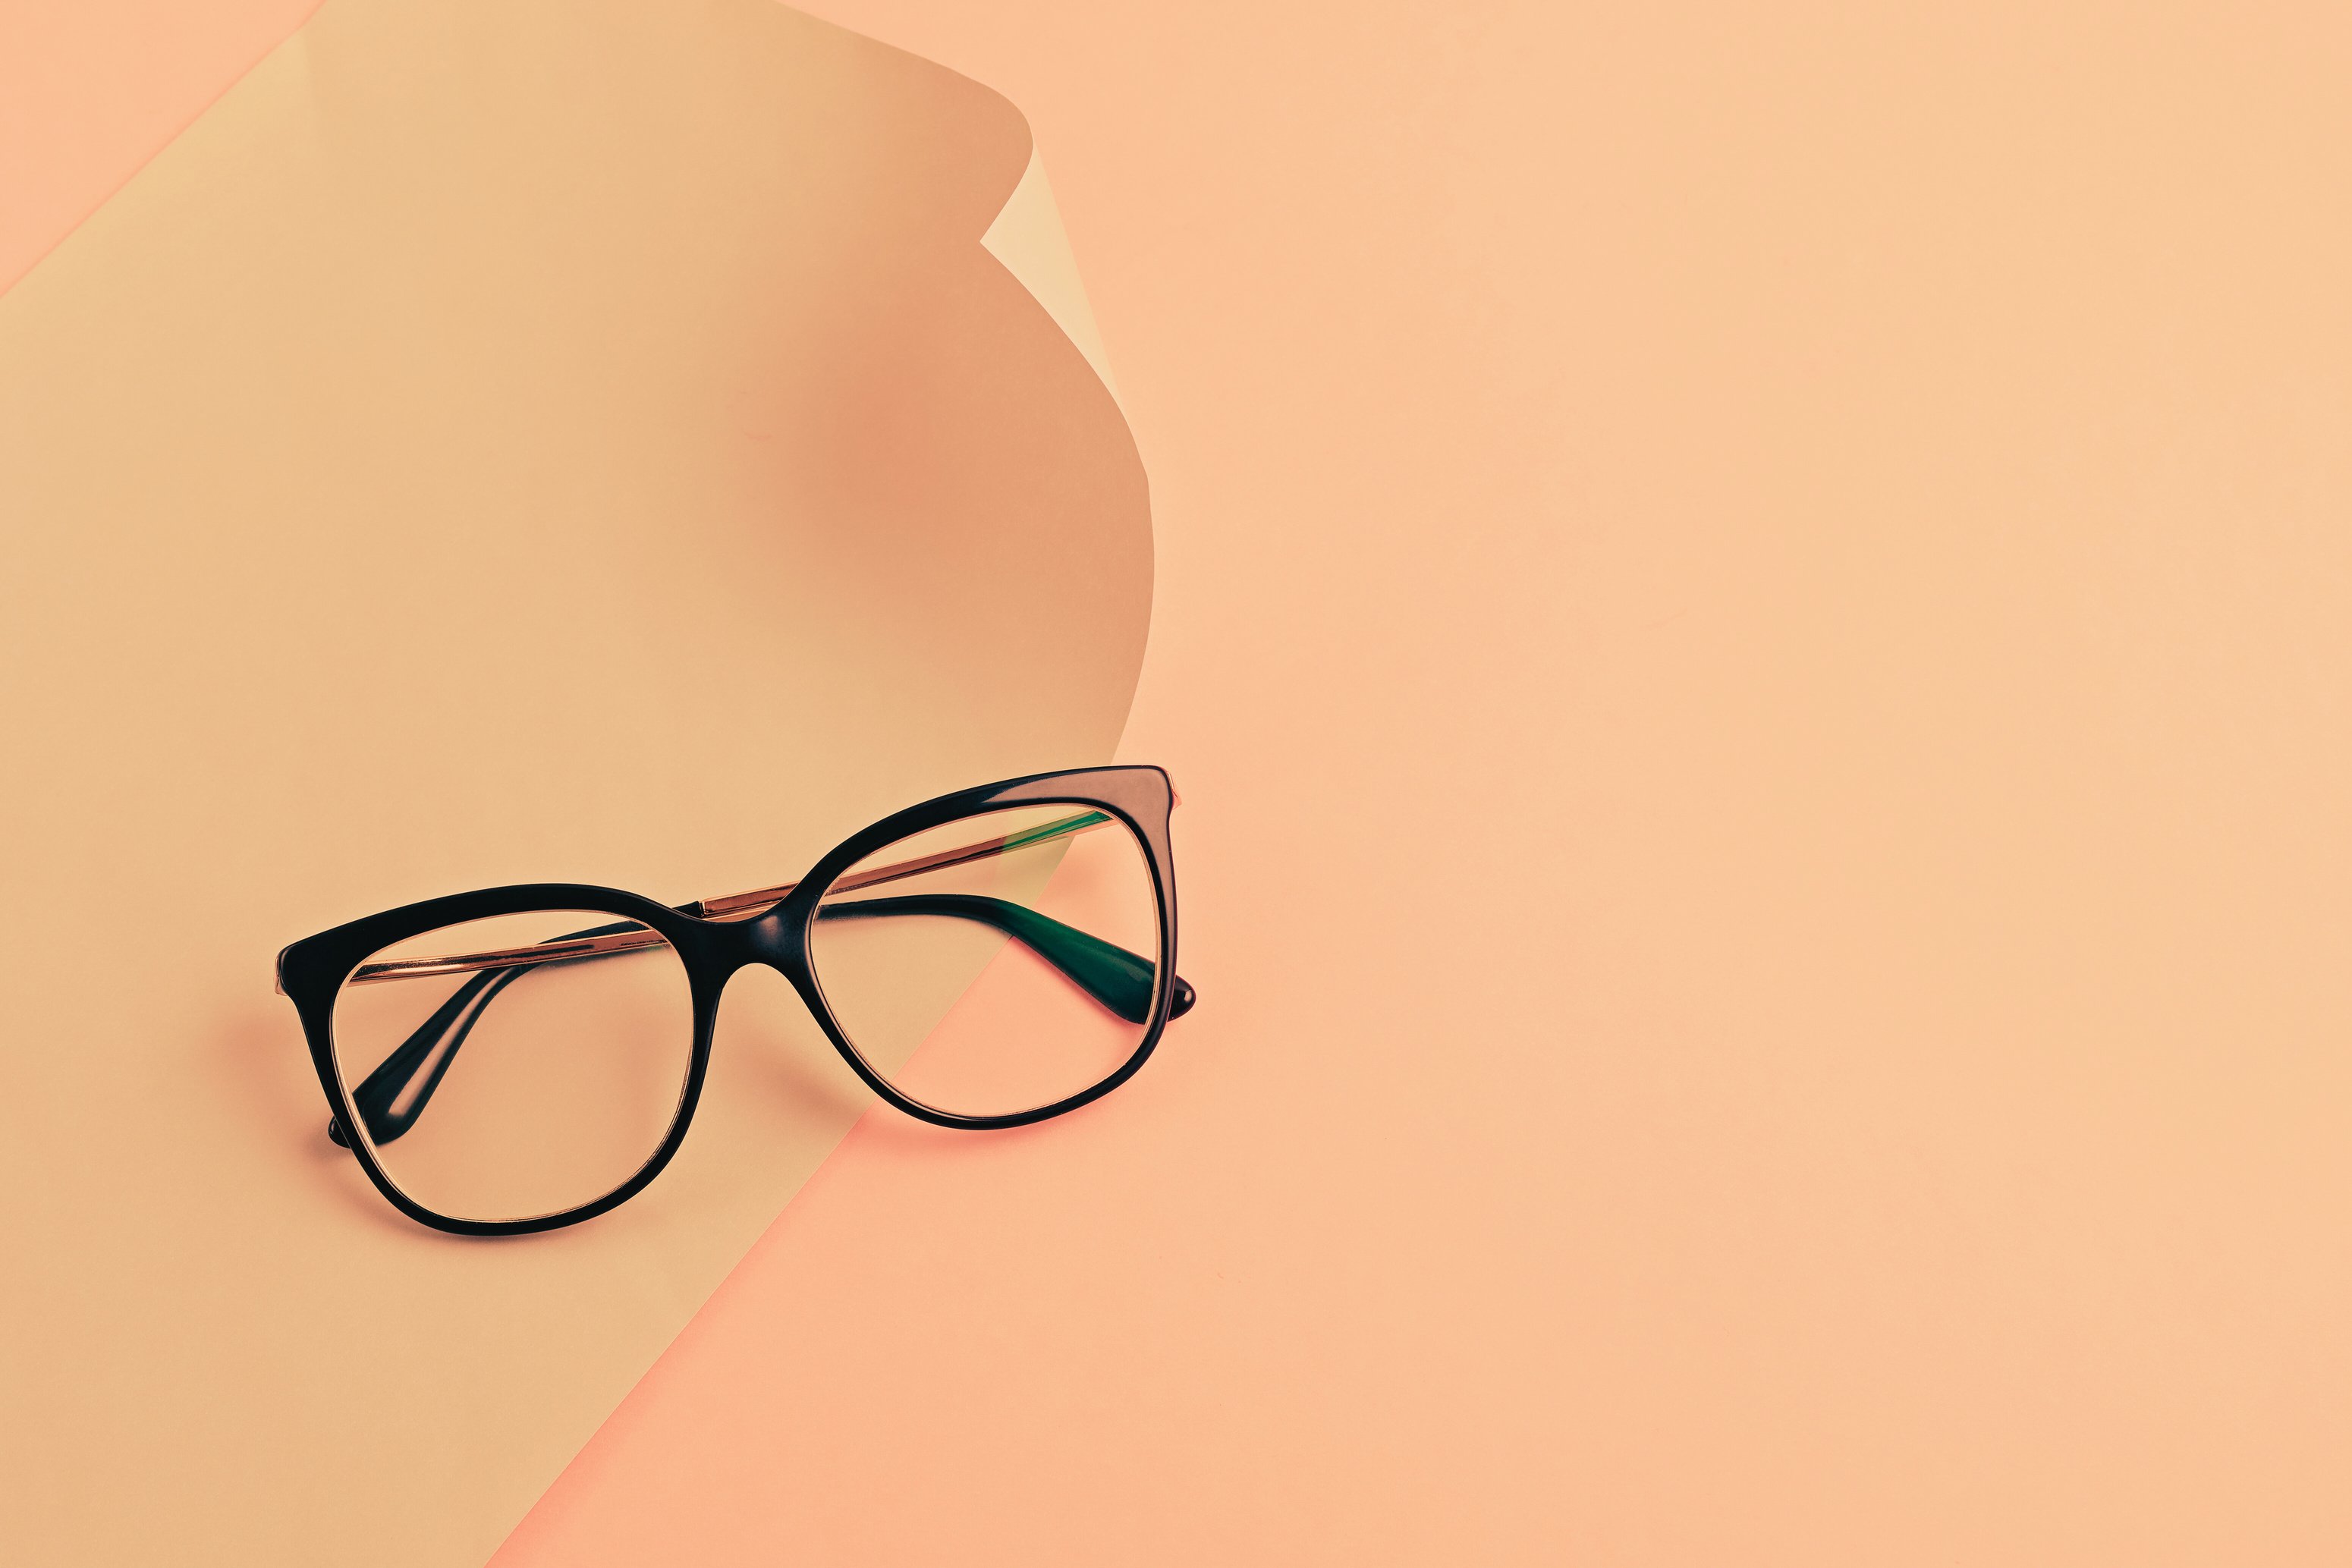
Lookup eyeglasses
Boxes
[275,766,1191,1235]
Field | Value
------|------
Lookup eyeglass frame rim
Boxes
[275,765,1181,1238]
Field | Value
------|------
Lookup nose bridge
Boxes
[693,900,816,1022]
[739,902,806,979]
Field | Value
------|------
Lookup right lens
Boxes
[329,909,695,1224]
[809,803,1163,1119]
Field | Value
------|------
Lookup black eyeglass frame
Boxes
[276,765,1183,1237]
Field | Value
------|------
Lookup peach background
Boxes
[16,2,2352,1563]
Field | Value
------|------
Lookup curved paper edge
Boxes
[983,148,1123,411]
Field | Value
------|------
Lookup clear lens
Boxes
[810,803,1162,1118]
[330,909,695,1223]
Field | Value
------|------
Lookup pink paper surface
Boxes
[17,3,2352,1563]
[493,4,2352,1561]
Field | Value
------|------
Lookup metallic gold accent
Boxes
[348,809,1115,984]
[347,926,670,985]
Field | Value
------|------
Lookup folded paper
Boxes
[0,1,1147,1562]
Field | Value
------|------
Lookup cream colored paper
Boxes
[984,151,1121,407]
[0,1,1148,1563]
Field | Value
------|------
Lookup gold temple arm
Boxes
[344,926,672,985]
[344,809,1114,985]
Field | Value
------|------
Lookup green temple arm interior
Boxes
[815,894,1181,1026]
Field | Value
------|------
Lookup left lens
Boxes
[330,909,695,1223]
[809,803,1163,1118]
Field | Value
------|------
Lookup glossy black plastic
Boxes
[277,766,1186,1236]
